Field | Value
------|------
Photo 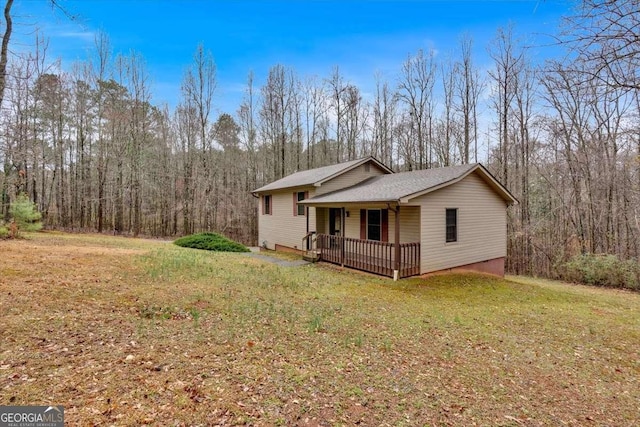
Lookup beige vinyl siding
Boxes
[414,171,507,273]
[258,160,389,249]
[315,208,327,235]
[315,162,387,195]
[340,205,420,243]
[314,207,348,236]
[397,206,421,243]
[258,188,316,250]
[344,208,360,239]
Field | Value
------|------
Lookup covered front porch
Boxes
[303,204,421,279]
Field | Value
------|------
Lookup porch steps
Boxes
[303,250,320,263]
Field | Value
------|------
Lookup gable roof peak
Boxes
[252,156,391,193]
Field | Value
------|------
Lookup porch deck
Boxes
[315,234,420,278]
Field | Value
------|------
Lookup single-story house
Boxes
[252,157,516,279]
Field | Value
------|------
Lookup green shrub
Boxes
[174,232,250,253]
[3,193,43,238]
[559,253,640,291]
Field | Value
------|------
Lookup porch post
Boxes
[306,206,310,250]
[340,207,345,267]
[394,204,400,281]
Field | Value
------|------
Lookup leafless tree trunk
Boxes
[0,0,13,109]
[181,44,216,230]
[260,64,295,180]
[455,35,483,164]
[342,84,364,161]
[488,25,523,189]
[302,76,326,169]
[372,74,397,167]
[397,49,436,169]
[327,66,347,163]
[124,51,150,236]
[440,58,456,166]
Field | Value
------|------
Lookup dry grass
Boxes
[1,232,639,426]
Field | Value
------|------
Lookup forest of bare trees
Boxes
[0,0,638,279]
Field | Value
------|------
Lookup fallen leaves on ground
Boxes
[1,232,639,426]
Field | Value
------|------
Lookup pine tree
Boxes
[8,193,42,237]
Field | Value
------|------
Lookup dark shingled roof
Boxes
[301,163,481,203]
[253,157,384,193]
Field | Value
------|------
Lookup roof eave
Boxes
[252,183,316,195]
[299,199,399,207]
[475,164,518,205]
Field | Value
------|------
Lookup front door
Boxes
[329,208,341,236]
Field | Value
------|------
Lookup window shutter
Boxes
[261,196,265,215]
[381,209,389,242]
[293,192,297,216]
[360,209,366,239]
[304,191,309,216]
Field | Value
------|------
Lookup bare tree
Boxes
[488,25,523,188]
[174,103,197,235]
[511,58,537,274]
[394,113,416,171]
[561,0,640,91]
[123,51,151,236]
[454,35,484,164]
[342,84,364,160]
[182,44,216,229]
[0,0,13,109]
[327,66,347,163]
[439,57,456,166]
[302,76,327,169]
[1,43,42,221]
[70,63,94,229]
[92,31,112,233]
[260,64,296,180]
[372,73,397,167]
[238,71,258,182]
[397,49,436,169]
[540,58,638,266]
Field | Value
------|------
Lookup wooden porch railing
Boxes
[302,231,317,251]
[316,234,420,278]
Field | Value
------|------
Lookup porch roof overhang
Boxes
[298,200,399,209]
[298,163,518,207]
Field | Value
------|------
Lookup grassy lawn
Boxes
[1,232,639,426]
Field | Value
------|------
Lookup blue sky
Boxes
[15,0,574,113]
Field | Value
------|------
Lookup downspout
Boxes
[252,192,260,248]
